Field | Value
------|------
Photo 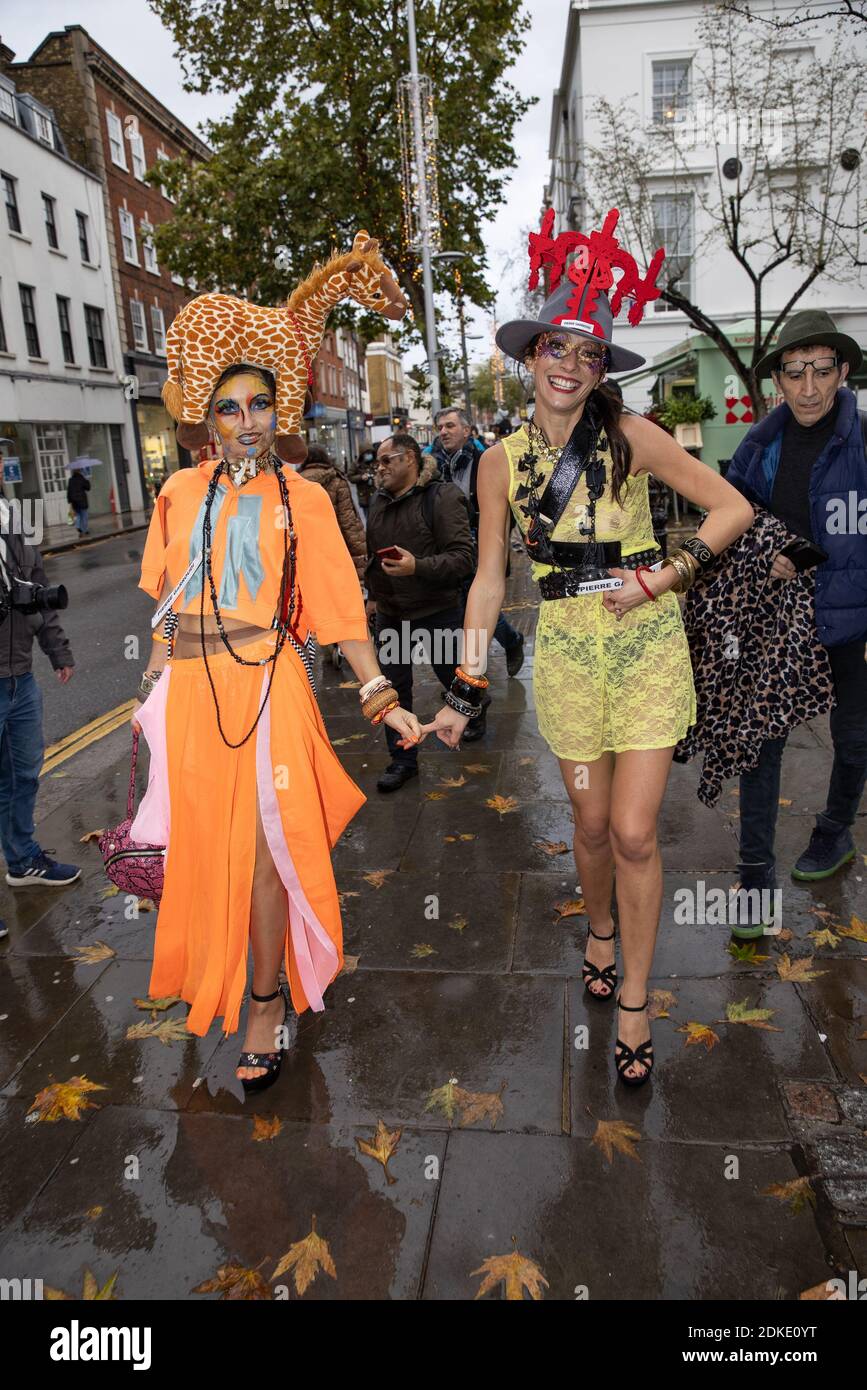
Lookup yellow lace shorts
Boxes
[533,589,697,763]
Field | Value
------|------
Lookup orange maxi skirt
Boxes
[132,634,366,1036]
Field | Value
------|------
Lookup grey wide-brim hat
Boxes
[754,308,864,379]
[496,276,646,373]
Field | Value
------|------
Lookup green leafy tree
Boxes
[147,0,533,344]
[471,358,526,416]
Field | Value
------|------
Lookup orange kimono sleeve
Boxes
[138,491,169,600]
[296,483,370,645]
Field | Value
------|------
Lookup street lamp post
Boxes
[405,0,441,417]
[432,250,472,417]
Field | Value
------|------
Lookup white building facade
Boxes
[545,0,867,415]
[0,73,140,530]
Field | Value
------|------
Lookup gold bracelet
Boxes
[662,553,694,593]
[362,686,399,719]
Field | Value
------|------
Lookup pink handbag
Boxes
[98,730,165,900]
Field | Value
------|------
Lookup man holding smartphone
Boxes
[725,309,867,893]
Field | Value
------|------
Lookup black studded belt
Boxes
[538,545,662,600]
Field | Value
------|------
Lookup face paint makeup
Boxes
[535,332,609,371]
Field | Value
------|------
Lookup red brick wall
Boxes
[93,81,188,354]
[314,329,347,409]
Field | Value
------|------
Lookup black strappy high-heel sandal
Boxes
[582,924,617,1001]
[614,995,654,1087]
[237,984,290,1094]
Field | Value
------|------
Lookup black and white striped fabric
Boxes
[286,630,319,700]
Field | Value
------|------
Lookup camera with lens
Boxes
[0,572,68,625]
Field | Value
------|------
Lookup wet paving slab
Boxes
[10,890,156,961]
[513,869,867,981]
[0,1106,444,1300]
[421,1131,832,1300]
[1,958,224,1112]
[797,958,867,1086]
[567,975,836,1144]
[0,954,112,1090]
[340,869,519,973]
[0,1096,92,1229]
[188,970,567,1136]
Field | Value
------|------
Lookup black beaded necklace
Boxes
[198,452,297,749]
[516,405,609,574]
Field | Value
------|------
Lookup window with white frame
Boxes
[118,207,138,264]
[142,222,159,273]
[130,298,148,352]
[150,304,166,354]
[156,146,174,200]
[84,304,107,368]
[76,210,90,262]
[170,269,184,286]
[34,110,53,145]
[652,59,691,126]
[0,86,17,124]
[651,193,694,309]
[42,193,59,249]
[131,131,146,180]
[106,109,127,169]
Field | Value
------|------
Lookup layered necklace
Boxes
[516,408,609,572]
[199,448,298,748]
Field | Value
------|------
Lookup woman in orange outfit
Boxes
[132,363,424,1092]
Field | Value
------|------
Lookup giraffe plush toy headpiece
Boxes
[161,231,407,463]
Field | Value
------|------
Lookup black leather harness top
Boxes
[519,410,619,574]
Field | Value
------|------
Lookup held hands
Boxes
[131,701,143,735]
[381,706,426,749]
[769,551,797,581]
[419,705,469,750]
[380,546,416,577]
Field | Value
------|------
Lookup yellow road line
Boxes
[41,701,136,776]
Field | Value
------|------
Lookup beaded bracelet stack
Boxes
[358,674,401,725]
[444,665,489,720]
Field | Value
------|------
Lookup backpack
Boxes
[419,481,478,566]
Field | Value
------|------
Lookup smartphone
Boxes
[377,546,402,561]
[779,538,828,573]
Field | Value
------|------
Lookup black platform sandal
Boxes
[237,984,290,1094]
[614,995,654,1087]
[582,925,617,1000]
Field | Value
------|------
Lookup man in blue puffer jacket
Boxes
[725,309,867,888]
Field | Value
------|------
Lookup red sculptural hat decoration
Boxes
[528,207,665,327]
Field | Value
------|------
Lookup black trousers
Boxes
[374,606,463,766]
[739,639,867,881]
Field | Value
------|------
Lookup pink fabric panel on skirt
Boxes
[130,664,172,846]
[255,670,339,1012]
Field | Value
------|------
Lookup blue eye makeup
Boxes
[215,399,240,415]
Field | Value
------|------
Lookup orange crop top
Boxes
[138,461,370,646]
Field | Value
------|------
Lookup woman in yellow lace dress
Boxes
[425,264,753,1088]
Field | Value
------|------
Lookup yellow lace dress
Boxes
[503,425,696,762]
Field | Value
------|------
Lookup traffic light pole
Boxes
[406,0,441,419]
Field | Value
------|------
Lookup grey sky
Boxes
[2,0,566,362]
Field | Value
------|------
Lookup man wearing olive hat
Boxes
[724,309,867,892]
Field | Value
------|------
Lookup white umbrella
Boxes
[66,456,103,470]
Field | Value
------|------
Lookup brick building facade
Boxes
[3,25,211,501]
[305,326,370,469]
